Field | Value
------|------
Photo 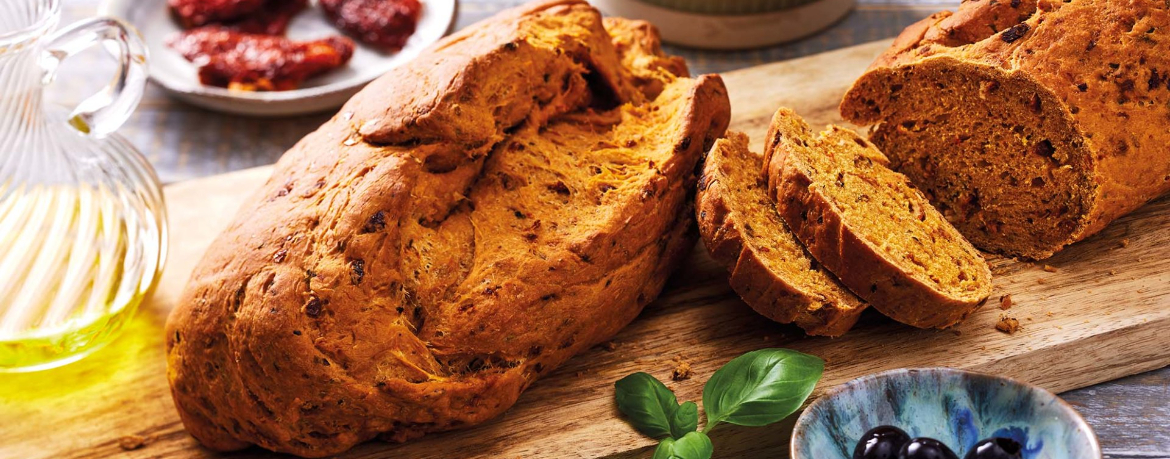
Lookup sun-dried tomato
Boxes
[169,0,265,29]
[170,0,306,35]
[320,0,422,52]
[231,0,308,35]
[169,27,355,91]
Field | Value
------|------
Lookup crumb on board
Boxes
[1046,311,1054,317]
[671,356,692,381]
[598,341,618,352]
[1043,265,1058,273]
[995,315,1021,335]
[1119,238,1130,248]
[999,294,1013,310]
[118,435,149,451]
[1108,270,1117,276]
[1036,278,1047,285]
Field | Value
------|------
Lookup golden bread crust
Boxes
[164,2,731,456]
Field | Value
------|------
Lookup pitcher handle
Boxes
[40,17,149,138]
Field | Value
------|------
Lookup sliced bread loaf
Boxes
[764,108,992,329]
[841,0,1170,259]
[697,132,866,337]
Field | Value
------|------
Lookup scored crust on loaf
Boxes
[164,1,732,456]
[696,132,866,337]
[842,0,1170,259]
[764,108,992,329]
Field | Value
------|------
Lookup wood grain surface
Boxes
[2,40,1169,459]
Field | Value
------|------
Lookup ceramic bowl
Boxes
[792,368,1101,459]
[588,0,854,50]
[636,0,821,15]
[99,0,456,116]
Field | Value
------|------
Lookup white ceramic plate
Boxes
[99,0,456,116]
[589,0,854,50]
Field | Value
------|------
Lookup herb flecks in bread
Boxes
[696,133,866,337]
[765,108,992,329]
[842,0,1170,259]
[164,2,731,456]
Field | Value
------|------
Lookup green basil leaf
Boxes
[652,431,714,459]
[670,401,699,438]
[702,348,824,428]
[615,372,679,439]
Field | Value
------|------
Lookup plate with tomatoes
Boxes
[101,0,457,116]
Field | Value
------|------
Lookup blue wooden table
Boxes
[52,0,1170,456]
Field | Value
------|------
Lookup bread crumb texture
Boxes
[163,1,731,456]
[671,355,693,381]
[996,314,1021,334]
[765,108,992,329]
[118,435,149,451]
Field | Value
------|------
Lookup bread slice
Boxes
[764,108,991,329]
[841,0,1170,259]
[696,132,865,337]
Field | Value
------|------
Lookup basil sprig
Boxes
[614,349,824,459]
[702,349,824,428]
[614,372,689,439]
[669,401,699,438]
[653,431,713,459]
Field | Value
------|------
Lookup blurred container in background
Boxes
[589,0,855,49]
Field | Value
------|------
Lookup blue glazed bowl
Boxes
[791,368,1101,459]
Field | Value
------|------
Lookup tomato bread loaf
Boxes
[841,0,1170,259]
[764,108,992,329]
[164,1,731,456]
[696,132,867,337]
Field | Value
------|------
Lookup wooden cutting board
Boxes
[4,39,1170,459]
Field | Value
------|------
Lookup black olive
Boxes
[899,437,959,459]
[853,425,911,459]
[964,437,1023,459]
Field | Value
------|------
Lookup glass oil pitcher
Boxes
[0,0,166,371]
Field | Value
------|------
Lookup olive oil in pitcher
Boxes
[0,0,164,371]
